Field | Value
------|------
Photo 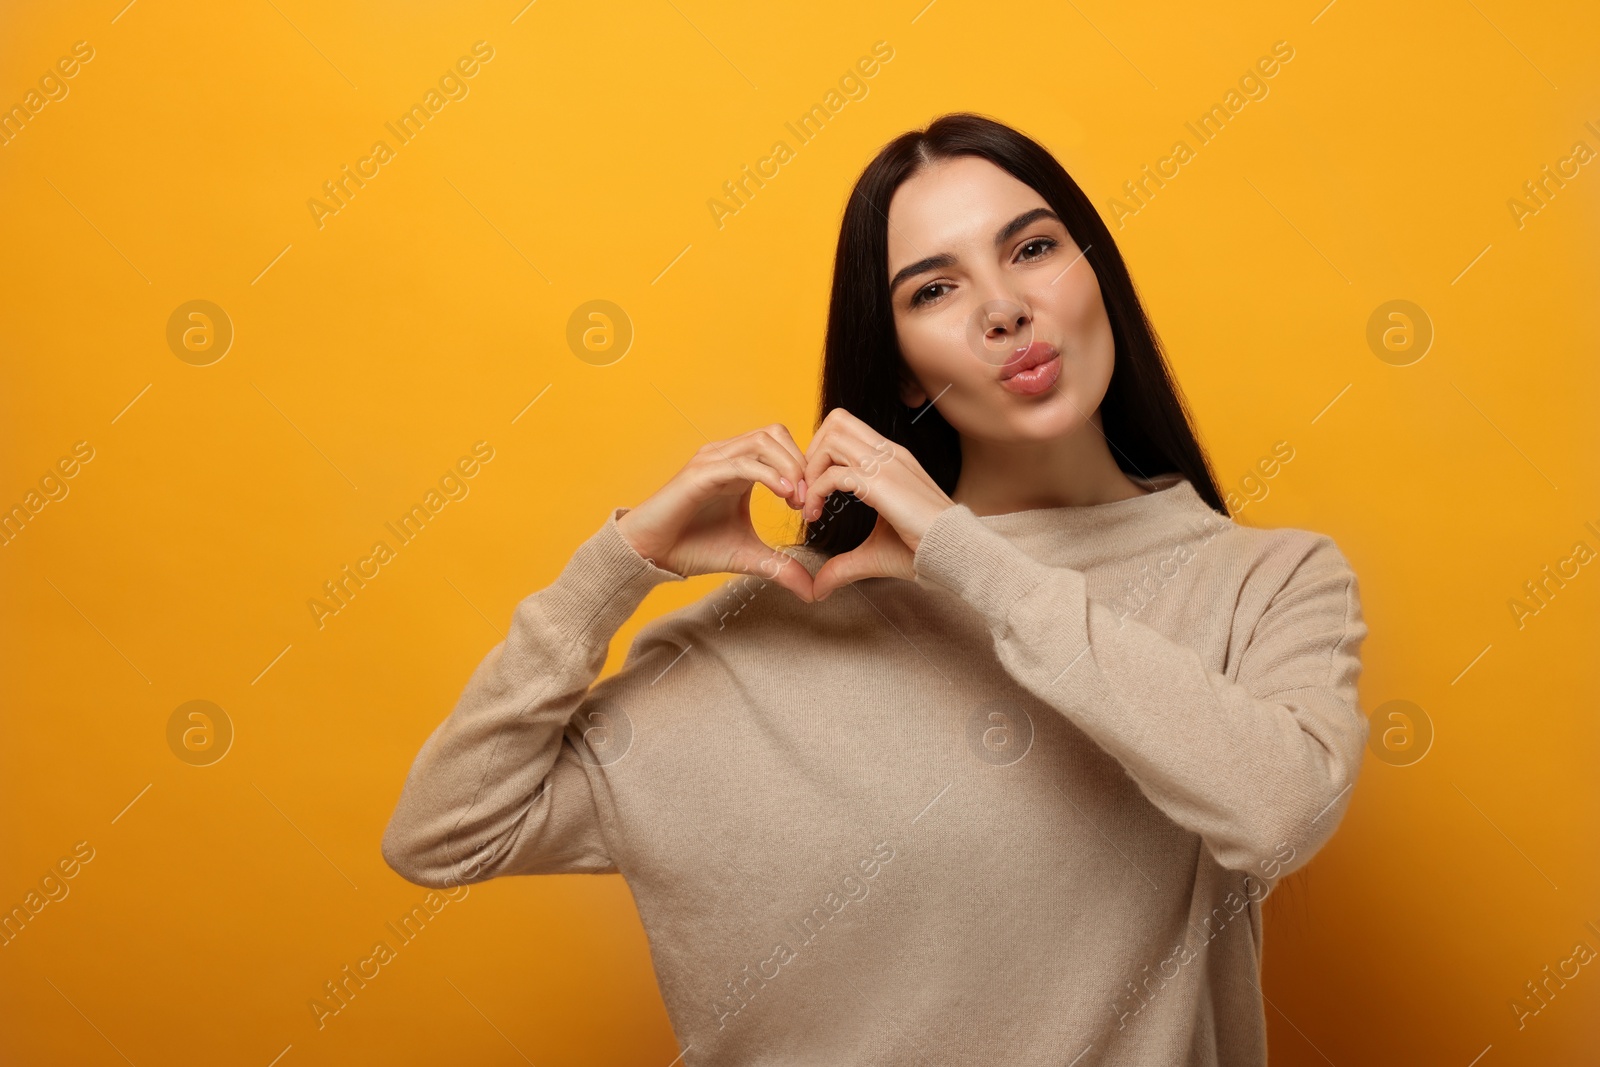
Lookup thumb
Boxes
[813,549,882,602]
[729,540,816,603]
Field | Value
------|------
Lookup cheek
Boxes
[896,310,991,383]
[1054,269,1108,332]
[1049,273,1115,365]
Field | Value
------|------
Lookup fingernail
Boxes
[779,477,793,491]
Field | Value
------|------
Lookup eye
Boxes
[1017,237,1057,261]
[910,280,951,308]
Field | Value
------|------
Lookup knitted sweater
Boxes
[380,471,1368,1066]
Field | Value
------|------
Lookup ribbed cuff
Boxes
[911,504,1052,631]
[535,506,687,641]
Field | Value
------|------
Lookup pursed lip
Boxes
[1000,341,1059,380]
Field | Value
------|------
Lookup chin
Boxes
[1017,409,1086,443]
[969,396,1084,444]
[1015,382,1085,422]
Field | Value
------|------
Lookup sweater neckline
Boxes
[786,472,1222,572]
[967,471,1218,541]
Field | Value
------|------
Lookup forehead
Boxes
[885,156,1049,264]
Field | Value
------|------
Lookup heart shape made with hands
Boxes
[741,499,913,606]
[752,413,952,603]
[622,411,953,605]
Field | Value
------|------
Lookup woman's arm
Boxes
[380,506,686,889]
[380,424,813,889]
[911,504,1368,883]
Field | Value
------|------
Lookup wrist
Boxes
[905,502,957,555]
[614,508,672,572]
[614,506,647,555]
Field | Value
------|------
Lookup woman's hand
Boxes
[799,407,955,601]
[616,425,817,602]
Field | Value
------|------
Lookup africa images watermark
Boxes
[1510,918,1600,1031]
[1,440,96,549]
[1505,118,1600,231]
[307,884,470,1030]
[1105,40,1296,229]
[0,39,96,148]
[706,40,895,230]
[1112,844,1297,1032]
[1,840,97,949]
[1109,507,1232,626]
[306,441,495,630]
[1221,439,1295,517]
[710,839,898,1032]
[306,41,496,230]
[1505,516,1600,631]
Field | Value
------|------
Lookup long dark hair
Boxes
[795,112,1227,557]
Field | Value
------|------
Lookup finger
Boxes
[800,422,830,504]
[808,407,872,462]
[709,429,803,507]
[801,434,854,519]
[692,440,793,506]
[804,463,876,522]
[728,542,815,603]
[761,424,809,492]
[800,407,853,494]
[748,427,807,506]
[812,549,879,601]
[802,422,888,516]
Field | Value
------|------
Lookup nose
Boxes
[979,302,1031,346]
[967,296,1035,365]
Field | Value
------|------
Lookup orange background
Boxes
[3,0,1598,1063]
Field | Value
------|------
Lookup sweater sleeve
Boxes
[911,504,1368,883]
[380,506,687,889]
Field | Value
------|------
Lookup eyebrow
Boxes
[887,207,1063,298]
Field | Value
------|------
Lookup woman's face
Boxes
[885,155,1116,443]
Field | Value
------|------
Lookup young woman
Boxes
[382,113,1368,1066]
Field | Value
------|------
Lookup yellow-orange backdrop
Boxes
[3,1,1598,1064]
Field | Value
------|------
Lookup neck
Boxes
[949,411,1151,518]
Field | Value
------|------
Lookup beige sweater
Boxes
[381,471,1368,1065]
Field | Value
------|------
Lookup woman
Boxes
[381,113,1367,1066]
